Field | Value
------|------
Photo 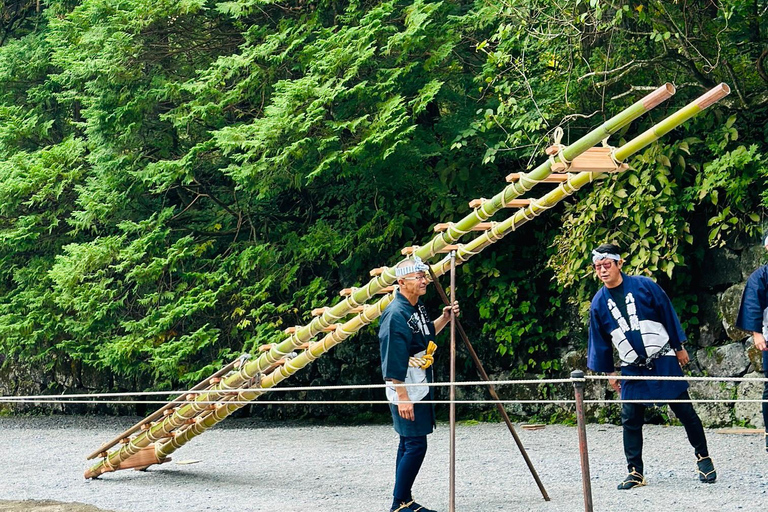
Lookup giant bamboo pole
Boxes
[86,84,723,478]
[239,84,675,375]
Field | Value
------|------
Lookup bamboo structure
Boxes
[85,83,729,479]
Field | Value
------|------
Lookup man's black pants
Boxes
[621,390,709,475]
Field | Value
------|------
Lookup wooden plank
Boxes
[505,172,569,183]
[434,222,493,233]
[715,428,765,435]
[402,245,457,255]
[370,267,385,276]
[550,147,627,173]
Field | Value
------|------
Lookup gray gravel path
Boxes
[0,416,766,512]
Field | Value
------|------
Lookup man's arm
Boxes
[753,331,767,351]
[388,379,415,421]
[433,301,460,334]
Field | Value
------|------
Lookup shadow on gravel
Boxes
[0,500,117,512]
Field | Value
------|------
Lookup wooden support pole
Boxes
[427,267,551,501]
[572,370,594,512]
[449,250,457,512]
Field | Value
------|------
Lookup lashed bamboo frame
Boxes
[85,83,730,479]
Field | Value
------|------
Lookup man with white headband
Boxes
[379,256,460,512]
[587,243,715,489]
[735,234,768,453]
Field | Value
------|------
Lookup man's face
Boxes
[398,271,428,296]
[593,258,623,287]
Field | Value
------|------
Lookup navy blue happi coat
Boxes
[379,292,436,436]
[588,274,688,401]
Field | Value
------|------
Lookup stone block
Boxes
[740,245,767,280]
[745,340,764,373]
[685,380,735,427]
[734,371,765,429]
[719,283,750,341]
[696,294,723,347]
[701,248,742,288]
[696,342,750,377]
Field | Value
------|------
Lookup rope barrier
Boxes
[1,398,766,406]
[0,375,768,404]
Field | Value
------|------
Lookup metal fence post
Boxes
[571,370,593,512]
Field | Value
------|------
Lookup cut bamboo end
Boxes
[642,83,676,109]
[696,83,731,109]
[339,286,394,296]
[433,222,493,233]
[506,172,569,183]
[284,324,337,334]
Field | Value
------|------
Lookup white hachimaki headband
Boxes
[396,256,430,277]
[591,249,621,264]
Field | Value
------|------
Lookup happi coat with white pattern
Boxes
[587,274,688,401]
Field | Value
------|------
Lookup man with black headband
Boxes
[379,256,460,512]
[587,243,716,489]
[735,234,768,453]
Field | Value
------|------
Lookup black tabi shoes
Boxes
[617,469,647,490]
[696,455,717,483]
[390,500,437,512]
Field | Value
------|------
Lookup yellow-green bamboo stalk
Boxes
[239,84,675,375]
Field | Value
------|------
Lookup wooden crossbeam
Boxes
[311,306,364,316]
[284,325,337,334]
[370,267,385,276]
[401,245,458,256]
[547,146,627,173]
[505,172,569,183]
[469,198,531,209]
[339,286,394,296]
[434,222,493,233]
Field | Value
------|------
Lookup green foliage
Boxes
[0,0,766,411]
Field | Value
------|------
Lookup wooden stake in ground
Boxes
[449,250,457,512]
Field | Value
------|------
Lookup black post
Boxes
[571,370,593,512]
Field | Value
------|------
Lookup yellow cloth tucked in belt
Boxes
[408,341,437,369]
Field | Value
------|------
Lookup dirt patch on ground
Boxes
[0,501,116,512]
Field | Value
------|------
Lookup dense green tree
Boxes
[0,0,765,410]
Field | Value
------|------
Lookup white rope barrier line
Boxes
[3,375,767,402]
[1,398,767,406]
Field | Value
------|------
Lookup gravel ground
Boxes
[0,416,766,512]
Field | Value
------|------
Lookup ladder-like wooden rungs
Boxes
[469,198,531,209]
[433,222,493,233]
[401,245,458,256]
[505,172,570,183]
[339,286,394,296]
[311,306,364,316]
[284,325,337,334]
